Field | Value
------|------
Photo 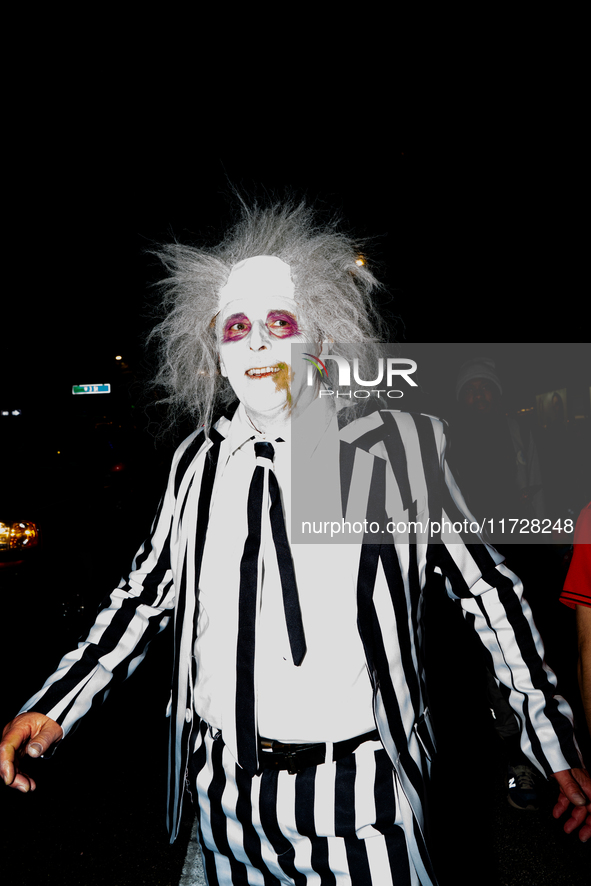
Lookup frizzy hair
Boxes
[145,195,389,432]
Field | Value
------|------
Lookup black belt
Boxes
[258,729,380,774]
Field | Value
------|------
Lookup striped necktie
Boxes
[235,440,307,776]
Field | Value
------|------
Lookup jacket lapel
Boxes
[167,426,225,841]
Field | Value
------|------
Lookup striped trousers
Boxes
[187,721,421,885]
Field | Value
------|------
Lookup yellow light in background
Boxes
[0,521,40,550]
[115,355,122,361]
[355,256,366,267]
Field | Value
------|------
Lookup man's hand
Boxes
[552,767,591,842]
[0,712,63,793]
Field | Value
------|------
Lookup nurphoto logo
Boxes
[303,352,418,400]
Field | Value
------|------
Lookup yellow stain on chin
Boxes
[274,362,292,408]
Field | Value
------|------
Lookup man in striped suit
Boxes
[2,199,590,885]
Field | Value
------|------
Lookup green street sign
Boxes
[72,384,111,395]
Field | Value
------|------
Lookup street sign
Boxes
[72,384,111,395]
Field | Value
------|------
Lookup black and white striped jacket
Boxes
[21,410,581,884]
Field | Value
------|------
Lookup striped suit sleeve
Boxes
[425,416,583,776]
[18,430,201,738]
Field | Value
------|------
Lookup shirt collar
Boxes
[225,397,337,460]
[225,404,257,457]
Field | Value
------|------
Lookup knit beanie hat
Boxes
[455,357,503,401]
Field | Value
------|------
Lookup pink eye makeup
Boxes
[222,313,251,342]
[221,310,300,343]
[266,310,300,338]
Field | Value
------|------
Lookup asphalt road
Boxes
[178,827,206,886]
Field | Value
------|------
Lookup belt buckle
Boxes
[285,749,300,775]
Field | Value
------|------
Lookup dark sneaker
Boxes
[507,763,539,811]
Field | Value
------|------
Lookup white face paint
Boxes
[217,256,317,427]
[218,255,296,310]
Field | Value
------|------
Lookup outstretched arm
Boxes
[1,431,208,795]
[430,417,588,841]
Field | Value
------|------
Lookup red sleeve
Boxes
[559,502,591,609]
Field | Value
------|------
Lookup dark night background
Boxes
[1,127,590,886]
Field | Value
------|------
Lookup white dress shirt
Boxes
[194,400,376,744]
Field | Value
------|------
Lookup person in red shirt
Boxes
[560,502,591,737]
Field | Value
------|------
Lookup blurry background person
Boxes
[453,357,545,524]
[449,357,546,812]
[537,388,583,536]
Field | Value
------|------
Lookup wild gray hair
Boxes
[146,196,390,432]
